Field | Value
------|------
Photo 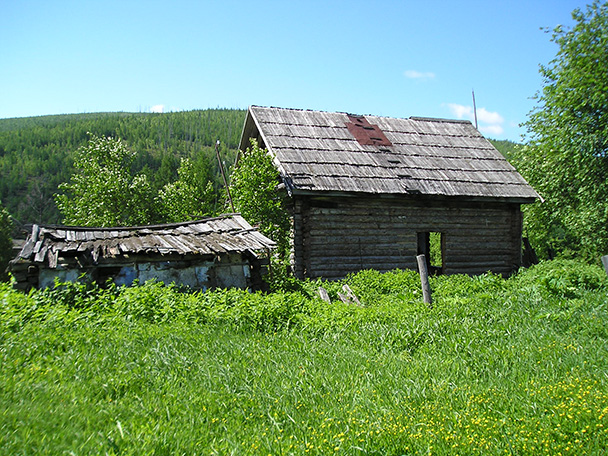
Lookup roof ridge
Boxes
[36,213,243,231]
[251,105,474,125]
[252,105,347,116]
[409,116,472,124]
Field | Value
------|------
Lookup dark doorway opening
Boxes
[417,231,444,275]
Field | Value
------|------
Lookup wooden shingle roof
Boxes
[13,214,275,269]
[239,106,539,201]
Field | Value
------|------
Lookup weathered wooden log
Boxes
[293,193,525,279]
[339,284,362,307]
[318,287,331,303]
[337,292,349,305]
[416,254,432,307]
[602,256,608,276]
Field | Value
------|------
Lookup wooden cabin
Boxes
[9,214,275,291]
[239,106,539,279]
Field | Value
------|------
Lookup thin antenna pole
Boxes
[215,139,235,213]
[472,89,478,130]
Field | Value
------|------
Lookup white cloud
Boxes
[404,70,435,80]
[479,124,504,136]
[476,107,504,125]
[150,104,165,113]
[447,103,473,120]
[446,103,505,137]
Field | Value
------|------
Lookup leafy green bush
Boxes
[433,271,506,299]
[112,280,199,323]
[2,259,606,337]
[35,277,116,310]
[201,288,312,332]
[55,134,155,226]
[345,268,421,304]
[515,259,607,298]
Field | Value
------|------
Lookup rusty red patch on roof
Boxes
[345,114,393,147]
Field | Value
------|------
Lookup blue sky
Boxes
[1,0,587,141]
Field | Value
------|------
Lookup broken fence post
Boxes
[318,286,331,303]
[602,255,608,277]
[342,284,362,306]
[338,284,362,307]
[416,254,433,307]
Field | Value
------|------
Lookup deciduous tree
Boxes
[55,135,154,227]
[156,157,217,222]
[230,139,290,256]
[518,1,608,259]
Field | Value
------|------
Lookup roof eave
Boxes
[289,188,538,204]
[239,106,293,194]
[238,108,258,152]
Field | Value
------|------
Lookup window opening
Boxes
[417,231,444,275]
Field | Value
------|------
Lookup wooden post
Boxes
[215,140,235,213]
[416,254,432,307]
[602,255,608,276]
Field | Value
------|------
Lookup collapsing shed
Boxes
[9,214,275,291]
[239,106,539,279]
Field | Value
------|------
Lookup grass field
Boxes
[1,260,608,455]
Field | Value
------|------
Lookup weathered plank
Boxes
[318,287,331,303]
[341,284,362,306]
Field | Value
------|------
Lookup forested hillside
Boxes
[0,109,516,231]
[0,109,246,228]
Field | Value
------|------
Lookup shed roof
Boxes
[13,214,276,269]
[239,106,539,202]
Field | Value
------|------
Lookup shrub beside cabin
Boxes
[9,214,275,291]
[239,106,539,279]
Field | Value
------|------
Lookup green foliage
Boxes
[156,157,217,222]
[0,201,13,281]
[346,268,422,304]
[2,260,608,454]
[230,138,291,256]
[517,1,608,259]
[55,134,229,226]
[55,135,155,227]
[515,258,607,298]
[429,231,442,266]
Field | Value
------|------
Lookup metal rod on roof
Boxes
[472,89,478,130]
[215,140,235,213]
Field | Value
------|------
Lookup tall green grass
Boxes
[1,259,607,455]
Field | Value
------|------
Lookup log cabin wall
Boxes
[292,195,523,279]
